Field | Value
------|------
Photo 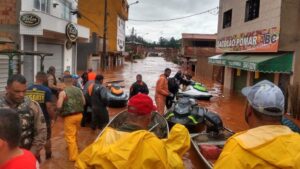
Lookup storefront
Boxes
[19,11,89,83]
[209,52,293,92]
[0,52,19,92]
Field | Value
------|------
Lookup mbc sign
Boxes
[217,27,279,53]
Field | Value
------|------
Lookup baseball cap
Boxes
[72,74,79,79]
[127,94,156,115]
[241,80,284,116]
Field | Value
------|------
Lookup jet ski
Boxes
[192,82,208,92]
[107,83,128,108]
[165,97,224,133]
[165,97,206,132]
[177,84,212,100]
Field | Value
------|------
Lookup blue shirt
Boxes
[27,84,52,123]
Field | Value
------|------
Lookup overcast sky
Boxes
[126,0,220,42]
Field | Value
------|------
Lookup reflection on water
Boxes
[41,57,249,169]
[101,57,181,99]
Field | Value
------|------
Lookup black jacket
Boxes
[91,82,108,108]
[129,81,149,98]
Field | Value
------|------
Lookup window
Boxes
[223,9,232,29]
[192,41,216,48]
[245,0,260,22]
[63,1,72,21]
[34,0,40,10]
[34,0,50,13]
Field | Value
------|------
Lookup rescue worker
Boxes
[80,79,94,127]
[129,74,149,98]
[72,74,83,89]
[81,71,88,86]
[57,75,85,161]
[181,73,193,91]
[0,108,38,169]
[75,94,190,169]
[214,80,300,169]
[90,74,109,130]
[155,68,173,115]
[46,66,61,98]
[166,71,183,109]
[0,74,47,161]
[27,72,55,160]
[58,70,71,82]
[87,68,96,81]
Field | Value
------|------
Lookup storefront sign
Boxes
[242,62,257,70]
[66,23,78,42]
[227,61,242,67]
[209,59,225,65]
[217,27,279,52]
[20,13,41,27]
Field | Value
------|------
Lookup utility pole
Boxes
[102,0,108,70]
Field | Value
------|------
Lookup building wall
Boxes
[218,0,281,41]
[279,0,300,84]
[194,48,216,81]
[181,36,218,82]
[19,0,89,78]
[78,0,128,52]
[0,0,19,50]
[117,16,125,52]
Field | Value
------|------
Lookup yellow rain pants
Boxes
[64,113,82,161]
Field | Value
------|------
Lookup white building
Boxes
[20,0,89,83]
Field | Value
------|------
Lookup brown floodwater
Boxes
[41,57,249,169]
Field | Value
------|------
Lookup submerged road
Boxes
[41,56,249,169]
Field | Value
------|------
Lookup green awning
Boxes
[208,53,293,74]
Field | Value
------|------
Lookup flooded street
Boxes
[41,56,248,169]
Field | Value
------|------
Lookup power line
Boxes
[129,7,219,22]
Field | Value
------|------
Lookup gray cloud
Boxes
[126,0,219,42]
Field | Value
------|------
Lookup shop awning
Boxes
[208,53,293,74]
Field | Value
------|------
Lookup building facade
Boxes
[181,33,223,83]
[77,0,128,72]
[0,0,89,92]
[209,0,299,97]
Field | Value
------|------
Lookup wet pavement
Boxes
[41,57,249,169]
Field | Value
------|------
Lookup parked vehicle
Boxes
[190,127,234,169]
[177,84,213,100]
[165,97,206,132]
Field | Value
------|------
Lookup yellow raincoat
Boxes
[214,125,300,169]
[75,124,190,169]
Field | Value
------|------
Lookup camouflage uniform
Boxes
[0,96,47,155]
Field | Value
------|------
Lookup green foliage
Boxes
[125,27,181,48]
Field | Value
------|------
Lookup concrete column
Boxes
[33,36,37,81]
[64,40,72,72]
[290,52,297,85]
[246,71,254,86]
[20,35,24,74]
[274,73,280,85]
[223,67,234,90]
